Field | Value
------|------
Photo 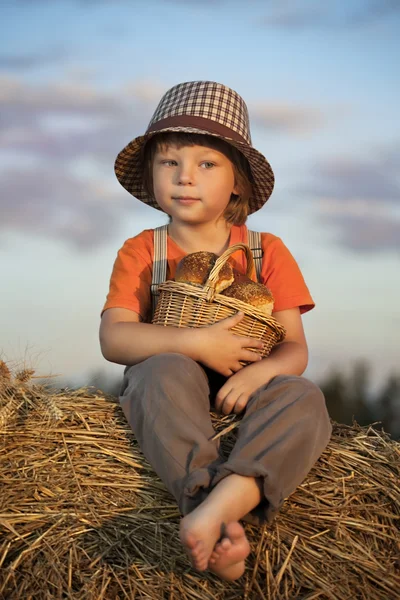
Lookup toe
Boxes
[220,538,232,550]
[225,521,246,542]
[191,541,204,558]
[214,544,225,556]
[195,556,208,571]
[182,530,198,550]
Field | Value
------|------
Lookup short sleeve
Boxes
[260,235,315,314]
[101,236,153,321]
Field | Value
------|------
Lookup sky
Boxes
[0,0,399,392]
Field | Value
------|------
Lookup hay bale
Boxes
[0,362,399,599]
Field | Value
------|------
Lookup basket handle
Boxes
[205,243,255,291]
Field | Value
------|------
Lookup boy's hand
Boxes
[214,365,268,415]
[193,312,264,377]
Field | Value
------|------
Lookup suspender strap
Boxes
[247,229,262,281]
[151,224,168,314]
[150,225,263,315]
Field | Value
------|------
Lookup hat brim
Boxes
[114,127,274,215]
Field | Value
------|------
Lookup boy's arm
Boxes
[214,307,309,414]
[100,307,198,365]
[99,307,264,375]
[254,307,309,378]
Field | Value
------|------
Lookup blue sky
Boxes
[1,0,399,390]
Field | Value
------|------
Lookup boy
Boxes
[100,81,332,581]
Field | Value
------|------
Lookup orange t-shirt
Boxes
[102,224,314,321]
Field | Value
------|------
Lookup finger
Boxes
[233,394,250,414]
[230,361,244,373]
[240,338,265,350]
[217,366,234,378]
[221,390,239,415]
[241,350,263,363]
[215,387,230,411]
[221,401,233,415]
[218,311,244,329]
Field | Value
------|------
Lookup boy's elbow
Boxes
[99,328,117,363]
[99,337,113,363]
[298,341,309,374]
[279,339,308,375]
[100,341,126,366]
[100,344,113,363]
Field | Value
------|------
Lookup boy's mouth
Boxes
[173,196,199,200]
[173,196,200,203]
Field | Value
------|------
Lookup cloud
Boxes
[261,0,400,30]
[303,145,400,253]
[11,0,400,26]
[0,117,133,165]
[0,48,69,70]
[345,0,400,26]
[3,73,397,255]
[304,152,400,203]
[0,75,334,172]
[0,74,328,172]
[125,79,168,105]
[320,207,400,253]
[0,75,124,120]
[250,102,324,135]
[12,0,225,5]
[0,166,159,251]
[0,76,173,249]
[0,167,137,250]
[0,75,160,163]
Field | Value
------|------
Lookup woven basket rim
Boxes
[156,280,286,340]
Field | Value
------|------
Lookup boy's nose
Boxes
[177,164,194,185]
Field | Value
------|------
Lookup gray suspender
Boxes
[247,229,262,281]
[151,224,168,315]
[150,225,262,314]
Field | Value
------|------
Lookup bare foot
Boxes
[208,522,250,581]
[179,473,260,576]
[179,505,225,571]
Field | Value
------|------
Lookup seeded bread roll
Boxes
[222,273,274,315]
[175,251,234,293]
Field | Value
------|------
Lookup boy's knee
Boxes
[260,375,330,421]
[271,374,323,401]
[285,375,329,413]
[270,375,332,447]
[286,375,332,438]
[291,375,324,402]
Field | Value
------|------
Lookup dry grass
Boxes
[0,361,399,599]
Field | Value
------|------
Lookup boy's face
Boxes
[152,143,238,226]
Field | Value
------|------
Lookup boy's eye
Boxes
[201,161,215,169]
[162,160,177,166]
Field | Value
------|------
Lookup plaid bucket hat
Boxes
[115,81,275,214]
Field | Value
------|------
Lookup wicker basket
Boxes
[152,243,286,358]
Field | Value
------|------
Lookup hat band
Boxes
[146,115,249,145]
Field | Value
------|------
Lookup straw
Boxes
[1,362,399,599]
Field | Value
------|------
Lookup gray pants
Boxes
[119,353,332,526]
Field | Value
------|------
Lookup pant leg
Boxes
[119,353,224,515]
[211,374,332,525]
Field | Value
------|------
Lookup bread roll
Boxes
[222,272,274,315]
[175,251,234,293]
